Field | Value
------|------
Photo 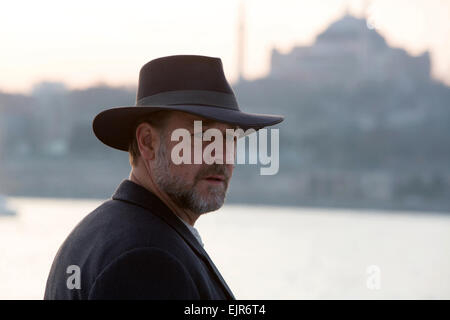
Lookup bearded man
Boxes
[44,55,283,300]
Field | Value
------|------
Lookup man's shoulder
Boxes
[45,197,193,299]
[72,197,183,252]
[56,197,188,276]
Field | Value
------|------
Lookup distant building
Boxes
[269,14,431,90]
[0,93,35,157]
[31,81,70,155]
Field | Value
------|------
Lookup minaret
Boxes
[362,0,372,80]
[236,0,245,82]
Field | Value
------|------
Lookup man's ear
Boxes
[136,122,158,161]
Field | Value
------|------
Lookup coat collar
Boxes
[111,179,235,299]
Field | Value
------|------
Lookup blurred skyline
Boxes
[0,0,449,94]
[1,9,449,212]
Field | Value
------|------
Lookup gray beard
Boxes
[152,132,229,215]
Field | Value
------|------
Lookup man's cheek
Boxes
[174,165,197,182]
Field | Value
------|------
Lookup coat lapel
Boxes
[111,179,235,299]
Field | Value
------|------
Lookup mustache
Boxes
[197,164,231,181]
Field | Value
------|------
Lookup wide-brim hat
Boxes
[93,55,284,151]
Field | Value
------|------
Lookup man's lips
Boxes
[202,175,226,184]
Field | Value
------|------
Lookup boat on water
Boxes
[0,195,15,216]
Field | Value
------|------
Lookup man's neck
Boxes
[128,168,198,226]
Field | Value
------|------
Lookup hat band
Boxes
[137,90,239,111]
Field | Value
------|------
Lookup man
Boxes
[44,55,283,299]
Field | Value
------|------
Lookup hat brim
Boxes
[92,104,284,151]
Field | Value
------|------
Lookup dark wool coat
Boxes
[44,179,235,300]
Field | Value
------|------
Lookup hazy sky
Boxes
[0,0,449,94]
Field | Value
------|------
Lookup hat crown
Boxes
[92,54,284,152]
[136,55,234,102]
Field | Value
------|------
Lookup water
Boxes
[1,197,449,300]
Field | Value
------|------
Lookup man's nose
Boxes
[205,140,235,165]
